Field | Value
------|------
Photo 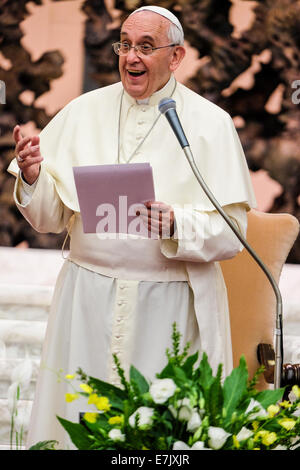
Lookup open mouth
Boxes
[127,70,146,77]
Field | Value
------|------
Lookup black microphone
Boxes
[159,96,284,389]
[158,98,189,149]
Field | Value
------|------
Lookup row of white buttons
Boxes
[107,279,139,386]
[108,281,130,385]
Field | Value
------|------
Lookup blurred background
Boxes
[0,0,300,448]
[0,0,300,259]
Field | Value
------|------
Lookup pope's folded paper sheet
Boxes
[73,163,155,236]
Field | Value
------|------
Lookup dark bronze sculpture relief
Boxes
[0,0,299,261]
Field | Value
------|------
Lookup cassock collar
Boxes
[123,74,176,108]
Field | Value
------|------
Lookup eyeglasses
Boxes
[112,42,177,57]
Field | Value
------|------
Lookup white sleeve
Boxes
[160,203,248,263]
[17,172,38,206]
[14,164,73,234]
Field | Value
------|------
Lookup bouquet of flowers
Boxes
[32,324,300,450]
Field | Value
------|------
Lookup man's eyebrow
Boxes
[120,32,156,42]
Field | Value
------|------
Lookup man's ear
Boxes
[169,46,186,72]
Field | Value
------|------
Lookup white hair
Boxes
[167,21,184,46]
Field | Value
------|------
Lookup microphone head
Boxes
[158,98,176,115]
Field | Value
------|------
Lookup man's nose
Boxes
[126,46,141,63]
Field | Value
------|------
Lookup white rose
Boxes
[129,406,154,429]
[245,399,268,420]
[169,398,194,421]
[272,444,288,450]
[11,358,33,388]
[149,378,177,404]
[292,407,300,418]
[191,441,211,450]
[177,398,193,421]
[13,405,31,433]
[288,390,298,404]
[7,382,18,413]
[290,437,300,450]
[179,397,192,407]
[187,410,202,432]
[207,426,231,450]
[173,441,190,450]
[173,440,211,450]
[178,405,193,421]
[168,405,177,418]
[236,426,253,442]
[108,428,125,442]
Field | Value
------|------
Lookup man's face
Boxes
[119,12,183,100]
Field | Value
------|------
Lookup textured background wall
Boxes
[1,0,299,259]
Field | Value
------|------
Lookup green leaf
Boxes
[223,356,248,424]
[156,362,176,380]
[262,419,282,432]
[207,364,223,424]
[182,352,199,377]
[197,352,214,390]
[174,365,188,383]
[130,365,149,394]
[57,416,94,450]
[88,376,126,400]
[29,440,58,450]
[166,435,174,449]
[86,376,126,410]
[254,388,285,409]
[82,413,111,433]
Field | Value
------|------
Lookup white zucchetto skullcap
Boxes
[129,5,184,37]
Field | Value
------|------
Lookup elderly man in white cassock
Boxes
[8,6,256,448]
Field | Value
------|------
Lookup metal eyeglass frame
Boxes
[112,42,177,56]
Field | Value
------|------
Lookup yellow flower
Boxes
[268,404,280,418]
[88,393,99,405]
[65,374,76,380]
[80,383,93,394]
[65,393,79,402]
[261,432,277,446]
[254,430,268,441]
[87,393,111,411]
[254,430,277,447]
[95,396,111,412]
[279,400,292,409]
[232,435,240,449]
[292,385,300,399]
[252,421,259,431]
[278,418,296,431]
[83,412,98,424]
[108,415,123,425]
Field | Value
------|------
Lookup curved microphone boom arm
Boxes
[158,97,283,389]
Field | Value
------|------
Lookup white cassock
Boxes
[8,75,256,449]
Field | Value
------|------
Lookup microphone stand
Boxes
[182,145,283,389]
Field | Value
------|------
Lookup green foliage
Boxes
[222,356,249,426]
[130,365,149,395]
[31,323,300,450]
[165,322,191,367]
[29,440,58,450]
[255,388,286,409]
[56,416,95,450]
